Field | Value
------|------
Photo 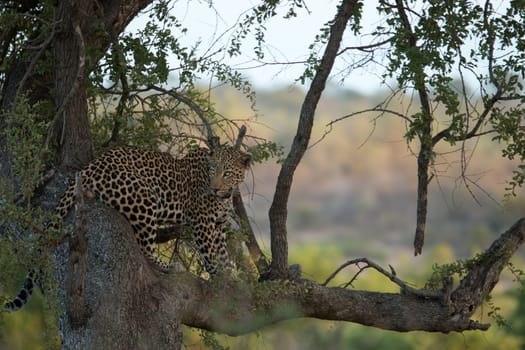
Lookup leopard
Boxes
[4,145,251,311]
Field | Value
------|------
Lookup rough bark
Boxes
[182,218,525,334]
[50,0,153,169]
[69,197,524,346]
[268,0,359,279]
[51,0,94,169]
[58,199,182,349]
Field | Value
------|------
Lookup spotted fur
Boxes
[5,146,251,311]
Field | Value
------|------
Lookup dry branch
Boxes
[146,85,216,147]
[233,125,270,275]
[322,257,447,300]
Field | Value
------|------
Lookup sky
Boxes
[127,0,386,94]
[126,1,515,95]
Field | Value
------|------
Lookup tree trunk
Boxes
[51,0,93,169]
[268,0,359,279]
[0,0,159,347]
[58,198,182,349]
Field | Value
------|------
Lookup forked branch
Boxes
[322,257,449,300]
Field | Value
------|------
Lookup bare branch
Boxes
[15,22,58,102]
[269,0,360,279]
[337,37,393,54]
[101,43,130,148]
[234,125,247,149]
[392,0,433,256]
[231,124,270,276]
[323,257,446,300]
[232,192,270,276]
[146,85,216,147]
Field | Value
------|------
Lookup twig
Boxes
[14,168,56,206]
[147,85,215,147]
[15,21,59,102]
[232,125,270,276]
[323,257,445,300]
[309,106,410,150]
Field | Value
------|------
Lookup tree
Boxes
[1,0,524,349]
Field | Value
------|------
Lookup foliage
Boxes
[505,262,525,348]
[0,95,56,270]
[0,0,55,85]
[198,330,230,350]
[247,141,284,163]
[424,253,484,291]
[228,0,307,60]
[0,96,59,349]
[370,0,525,195]
[0,96,50,202]
[507,261,525,292]
[425,254,525,328]
[299,1,363,84]
[87,0,265,152]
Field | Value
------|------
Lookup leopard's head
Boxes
[208,147,252,198]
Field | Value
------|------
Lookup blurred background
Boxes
[3,84,523,350]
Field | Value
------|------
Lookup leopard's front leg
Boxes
[191,220,230,276]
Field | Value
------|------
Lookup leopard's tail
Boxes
[4,184,76,312]
[4,269,44,312]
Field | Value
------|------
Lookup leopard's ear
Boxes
[240,153,252,168]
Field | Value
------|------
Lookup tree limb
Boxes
[268,0,359,279]
[232,125,270,275]
[393,0,433,256]
[72,194,524,343]
[180,218,525,335]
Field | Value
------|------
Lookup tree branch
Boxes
[393,0,433,256]
[146,85,216,148]
[268,0,359,279]
[233,125,270,276]
[322,257,448,300]
[180,218,524,335]
[70,190,524,345]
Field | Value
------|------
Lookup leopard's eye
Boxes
[223,171,232,177]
